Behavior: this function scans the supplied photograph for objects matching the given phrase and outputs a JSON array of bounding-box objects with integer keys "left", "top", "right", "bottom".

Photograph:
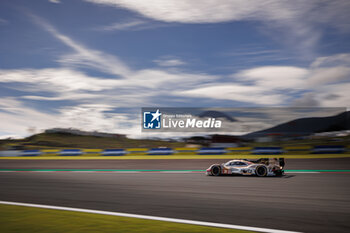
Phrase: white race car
[{"left": 206, "top": 158, "right": 285, "bottom": 177}]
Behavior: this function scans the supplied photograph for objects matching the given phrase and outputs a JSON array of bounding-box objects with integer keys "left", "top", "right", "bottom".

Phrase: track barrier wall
[
  {"left": 0, "top": 145, "right": 349, "bottom": 157},
  {"left": 311, "top": 145, "right": 346, "bottom": 154}
]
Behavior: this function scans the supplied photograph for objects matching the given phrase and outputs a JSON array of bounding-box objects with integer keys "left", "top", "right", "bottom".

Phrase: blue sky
[{"left": 0, "top": 0, "right": 350, "bottom": 138}]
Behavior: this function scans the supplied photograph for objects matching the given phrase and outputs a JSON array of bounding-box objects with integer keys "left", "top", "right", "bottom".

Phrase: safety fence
[{"left": 0, "top": 145, "right": 348, "bottom": 157}]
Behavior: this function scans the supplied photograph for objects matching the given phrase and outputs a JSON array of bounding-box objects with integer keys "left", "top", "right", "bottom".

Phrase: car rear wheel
[
  {"left": 211, "top": 166, "right": 221, "bottom": 176},
  {"left": 255, "top": 165, "right": 267, "bottom": 177}
]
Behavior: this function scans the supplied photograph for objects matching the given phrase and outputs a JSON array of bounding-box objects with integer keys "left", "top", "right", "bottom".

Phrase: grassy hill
[{"left": 0, "top": 132, "right": 186, "bottom": 150}]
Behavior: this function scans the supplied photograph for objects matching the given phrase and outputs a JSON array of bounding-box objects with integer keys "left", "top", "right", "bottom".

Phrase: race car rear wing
[{"left": 244, "top": 158, "right": 285, "bottom": 168}]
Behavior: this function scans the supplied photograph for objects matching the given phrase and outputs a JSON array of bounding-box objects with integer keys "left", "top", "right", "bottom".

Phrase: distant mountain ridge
[{"left": 244, "top": 111, "right": 350, "bottom": 138}]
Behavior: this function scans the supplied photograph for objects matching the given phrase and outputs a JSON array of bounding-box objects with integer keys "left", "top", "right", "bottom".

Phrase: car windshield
[{"left": 225, "top": 161, "right": 247, "bottom": 166}]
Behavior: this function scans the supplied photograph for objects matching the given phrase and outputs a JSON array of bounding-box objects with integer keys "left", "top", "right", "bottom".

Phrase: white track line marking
[
  {"left": 70, "top": 171, "right": 92, "bottom": 173},
  {"left": 0, "top": 200, "right": 301, "bottom": 233},
  {"left": 111, "top": 171, "right": 140, "bottom": 173}
]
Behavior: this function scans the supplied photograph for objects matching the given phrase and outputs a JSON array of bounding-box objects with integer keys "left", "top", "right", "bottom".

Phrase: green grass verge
[{"left": 0, "top": 204, "right": 252, "bottom": 233}]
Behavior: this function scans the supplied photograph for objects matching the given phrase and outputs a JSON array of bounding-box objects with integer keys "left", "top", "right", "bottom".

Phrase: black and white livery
[{"left": 206, "top": 158, "right": 285, "bottom": 177}]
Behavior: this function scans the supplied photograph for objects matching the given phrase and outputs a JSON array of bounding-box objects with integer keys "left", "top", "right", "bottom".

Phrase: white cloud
[
  {"left": 153, "top": 58, "right": 186, "bottom": 67},
  {"left": 30, "top": 14, "right": 131, "bottom": 77},
  {"left": 0, "top": 68, "right": 120, "bottom": 92},
  {"left": 180, "top": 84, "right": 286, "bottom": 105},
  {"left": 307, "top": 67, "right": 350, "bottom": 86},
  {"left": 311, "top": 53, "right": 350, "bottom": 68},
  {"left": 96, "top": 19, "right": 147, "bottom": 31},
  {"left": 21, "top": 93, "right": 101, "bottom": 101},
  {"left": 84, "top": 0, "right": 350, "bottom": 59},
  {"left": 306, "top": 53, "right": 350, "bottom": 87},
  {"left": 313, "top": 83, "right": 350, "bottom": 107},
  {"left": 49, "top": 0, "right": 61, "bottom": 3},
  {"left": 58, "top": 104, "right": 117, "bottom": 131},
  {"left": 84, "top": 0, "right": 305, "bottom": 23},
  {"left": 183, "top": 53, "right": 350, "bottom": 107},
  {"left": 0, "top": 98, "right": 141, "bottom": 139},
  {"left": 57, "top": 104, "right": 145, "bottom": 136},
  {"left": 0, "top": 67, "right": 218, "bottom": 106},
  {"left": 84, "top": 0, "right": 350, "bottom": 30},
  {"left": 236, "top": 66, "right": 309, "bottom": 89},
  {"left": 1, "top": 15, "right": 350, "bottom": 138},
  {"left": 0, "top": 98, "right": 59, "bottom": 137},
  {"left": 4, "top": 18, "right": 350, "bottom": 108}
]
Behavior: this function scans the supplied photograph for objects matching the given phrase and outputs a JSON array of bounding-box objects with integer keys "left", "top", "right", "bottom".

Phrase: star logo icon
[{"left": 150, "top": 109, "right": 162, "bottom": 122}]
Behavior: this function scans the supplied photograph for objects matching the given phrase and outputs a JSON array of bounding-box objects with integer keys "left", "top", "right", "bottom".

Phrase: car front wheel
[
  {"left": 211, "top": 165, "right": 221, "bottom": 176},
  {"left": 255, "top": 165, "right": 267, "bottom": 177}
]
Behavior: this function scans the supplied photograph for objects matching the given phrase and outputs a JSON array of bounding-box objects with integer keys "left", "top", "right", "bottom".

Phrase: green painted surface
[{"left": 0, "top": 204, "right": 252, "bottom": 233}]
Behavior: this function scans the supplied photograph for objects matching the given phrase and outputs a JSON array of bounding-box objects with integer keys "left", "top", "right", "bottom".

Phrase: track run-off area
[{"left": 0, "top": 157, "right": 349, "bottom": 233}]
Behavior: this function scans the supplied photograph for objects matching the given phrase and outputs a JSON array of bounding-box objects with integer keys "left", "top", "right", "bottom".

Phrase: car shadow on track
[{"left": 208, "top": 174, "right": 295, "bottom": 179}]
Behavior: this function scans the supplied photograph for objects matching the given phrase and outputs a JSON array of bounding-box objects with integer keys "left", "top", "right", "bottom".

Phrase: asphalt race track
[{"left": 0, "top": 158, "right": 349, "bottom": 233}]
